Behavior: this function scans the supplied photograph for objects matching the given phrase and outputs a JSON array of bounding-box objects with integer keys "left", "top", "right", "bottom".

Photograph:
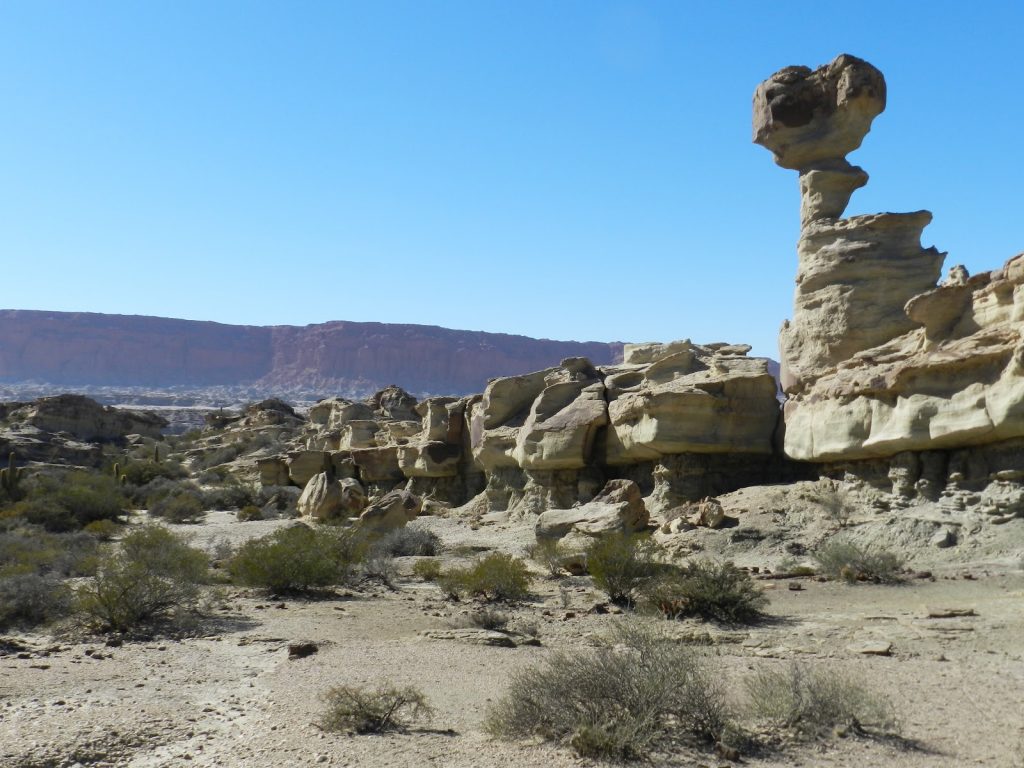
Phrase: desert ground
[{"left": 3, "top": 486, "right": 1023, "bottom": 768}]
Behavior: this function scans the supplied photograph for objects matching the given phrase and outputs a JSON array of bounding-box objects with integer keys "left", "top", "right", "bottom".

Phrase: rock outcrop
[
  {"left": 757, "top": 54, "right": 1024, "bottom": 511},
  {"left": 259, "top": 343, "right": 793, "bottom": 522}
]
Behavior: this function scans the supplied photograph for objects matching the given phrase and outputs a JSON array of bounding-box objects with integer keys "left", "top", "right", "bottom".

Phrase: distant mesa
[{"left": 0, "top": 310, "right": 624, "bottom": 398}]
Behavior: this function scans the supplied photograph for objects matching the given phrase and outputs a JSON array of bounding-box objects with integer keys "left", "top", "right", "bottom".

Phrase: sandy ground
[{"left": 2, "top": 503, "right": 1024, "bottom": 768}]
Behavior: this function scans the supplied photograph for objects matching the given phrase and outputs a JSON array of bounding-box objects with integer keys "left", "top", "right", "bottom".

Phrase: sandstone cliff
[{"left": 0, "top": 310, "right": 622, "bottom": 397}]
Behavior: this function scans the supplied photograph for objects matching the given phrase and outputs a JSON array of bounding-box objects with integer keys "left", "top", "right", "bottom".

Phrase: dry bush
[
  {"left": 438, "top": 553, "right": 532, "bottom": 602},
  {"left": 584, "top": 533, "right": 661, "bottom": 606},
  {"left": 814, "top": 540, "right": 904, "bottom": 584},
  {"left": 746, "top": 661, "right": 897, "bottom": 739},
  {"left": 449, "top": 607, "right": 508, "bottom": 631},
  {"left": 486, "top": 622, "right": 731, "bottom": 759},
  {"left": 320, "top": 683, "right": 432, "bottom": 734},
  {"left": 0, "top": 573, "right": 73, "bottom": 630},
  {"left": 642, "top": 560, "right": 767, "bottom": 624},
  {"left": 76, "top": 525, "right": 209, "bottom": 632},
  {"left": 236, "top": 504, "right": 263, "bottom": 522},
  {"left": 528, "top": 538, "right": 564, "bottom": 577},
  {"left": 370, "top": 526, "right": 440, "bottom": 557}
]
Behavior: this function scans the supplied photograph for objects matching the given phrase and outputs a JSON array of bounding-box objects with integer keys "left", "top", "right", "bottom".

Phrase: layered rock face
[
  {"left": 261, "top": 341, "right": 792, "bottom": 520},
  {"left": 757, "top": 54, "right": 1024, "bottom": 505}
]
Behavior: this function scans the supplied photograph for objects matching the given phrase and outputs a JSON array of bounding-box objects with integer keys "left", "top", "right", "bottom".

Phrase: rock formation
[
  {"left": 757, "top": 54, "right": 1024, "bottom": 512},
  {"left": 260, "top": 342, "right": 796, "bottom": 523}
]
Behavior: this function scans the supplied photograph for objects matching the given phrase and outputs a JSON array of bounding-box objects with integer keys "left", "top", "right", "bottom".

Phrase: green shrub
[
  {"left": 584, "top": 533, "right": 660, "bottom": 606},
  {"left": 120, "top": 460, "right": 187, "bottom": 487},
  {"left": 4, "top": 472, "right": 129, "bottom": 532},
  {"left": 438, "top": 553, "right": 532, "bottom": 602},
  {"left": 227, "top": 524, "right": 365, "bottom": 594},
  {"left": 236, "top": 504, "right": 263, "bottom": 522},
  {"left": 371, "top": 526, "right": 440, "bottom": 557},
  {"left": 412, "top": 558, "right": 442, "bottom": 581},
  {"left": 83, "top": 518, "right": 120, "bottom": 541},
  {"left": 486, "top": 623, "right": 731, "bottom": 759},
  {"left": 814, "top": 540, "right": 904, "bottom": 584},
  {"left": 320, "top": 683, "right": 432, "bottom": 734},
  {"left": 76, "top": 525, "right": 209, "bottom": 632},
  {"left": 201, "top": 481, "right": 257, "bottom": 511},
  {"left": 149, "top": 490, "right": 206, "bottom": 524},
  {"left": 642, "top": 560, "right": 767, "bottom": 624},
  {"left": 0, "top": 573, "right": 73, "bottom": 630},
  {"left": 746, "top": 662, "right": 897, "bottom": 739}
]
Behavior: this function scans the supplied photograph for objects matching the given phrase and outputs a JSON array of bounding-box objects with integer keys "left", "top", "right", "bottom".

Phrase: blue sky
[{"left": 2, "top": 1, "right": 1021, "bottom": 358}]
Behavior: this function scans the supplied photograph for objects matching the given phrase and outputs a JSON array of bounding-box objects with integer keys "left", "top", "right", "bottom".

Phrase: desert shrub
[
  {"left": 236, "top": 504, "right": 263, "bottom": 522},
  {"left": 0, "top": 573, "right": 74, "bottom": 630},
  {"left": 227, "top": 524, "right": 366, "bottom": 594},
  {"left": 76, "top": 525, "right": 209, "bottom": 632},
  {"left": 812, "top": 485, "right": 856, "bottom": 528},
  {"left": 4, "top": 472, "right": 129, "bottom": 532},
  {"left": 412, "top": 558, "right": 442, "bottom": 581},
  {"left": 438, "top": 553, "right": 532, "bottom": 602},
  {"left": 370, "top": 526, "right": 440, "bottom": 557},
  {"left": 746, "top": 662, "right": 897, "bottom": 739},
  {"left": 585, "top": 533, "right": 661, "bottom": 606},
  {"left": 642, "top": 560, "right": 767, "bottom": 624},
  {"left": 149, "top": 490, "right": 206, "bottom": 524},
  {"left": 450, "top": 607, "right": 508, "bottom": 631},
  {"left": 201, "top": 481, "right": 258, "bottom": 511},
  {"left": 120, "top": 459, "right": 187, "bottom": 487},
  {"left": 486, "top": 623, "right": 731, "bottom": 759},
  {"left": 83, "top": 518, "right": 120, "bottom": 541},
  {"left": 814, "top": 540, "right": 904, "bottom": 584},
  {"left": 0, "top": 526, "right": 99, "bottom": 578},
  {"left": 320, "top": 683, "right": 432, "bottom": 734},
  {"left": 361, "top": 550, "right": 398, "bottom": 588},
  {"left": 528, "top": 538, "right": 565, "bottom": 577}
]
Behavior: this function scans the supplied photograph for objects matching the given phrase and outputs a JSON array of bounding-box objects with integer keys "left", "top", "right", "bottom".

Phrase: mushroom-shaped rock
[{"left": 753, "top": 54, "right": 886, "bottom": 171}]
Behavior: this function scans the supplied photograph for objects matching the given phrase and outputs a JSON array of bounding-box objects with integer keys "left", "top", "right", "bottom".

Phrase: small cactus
[{"left": 153, "top": 444, "right": 162, "bottom": 463}]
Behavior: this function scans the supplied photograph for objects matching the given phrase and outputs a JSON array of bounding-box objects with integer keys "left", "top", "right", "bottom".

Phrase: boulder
[
  {"left": 358, "top": 490, "right": 422, "bottom": 531},
  {"left": 536, "top": 479, "right": 648, "bottom": 540},
  {"left": 297, "top": 472, "right": 342, "bottom": 519}
]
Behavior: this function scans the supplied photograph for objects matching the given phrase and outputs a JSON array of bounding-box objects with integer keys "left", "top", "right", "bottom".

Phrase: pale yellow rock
[{"left": 358, "top": 489, "right": 421, "bottom": 531}]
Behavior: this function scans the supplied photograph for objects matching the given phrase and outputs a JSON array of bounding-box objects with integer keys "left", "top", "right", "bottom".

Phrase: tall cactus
[{"left": 1, "top": 451, "right": 23, "bottom": 494}]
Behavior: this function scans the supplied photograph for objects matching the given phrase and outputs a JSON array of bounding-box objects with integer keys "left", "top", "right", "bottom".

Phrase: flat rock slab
[
  {"left": 924, "top": 607, "right": 978, "bottom": 619},
  {"left": 418, "top": 629, "right": 540, "bottom": 647},
  {"left": 847, "top": 641, "right": 893, "bottom": 656}
]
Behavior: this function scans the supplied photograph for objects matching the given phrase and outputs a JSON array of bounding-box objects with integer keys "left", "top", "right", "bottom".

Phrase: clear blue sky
[{"left": 2, "top": 1, "right": 1021, "bottom": 359}]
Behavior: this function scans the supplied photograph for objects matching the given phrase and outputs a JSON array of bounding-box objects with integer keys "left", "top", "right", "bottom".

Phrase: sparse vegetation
[
  {"left": 227, "top": 524, "right": 366, "bottom": 594},
  {"left": 236, "top": 504, "right": 263, "bottom": 522},
  {"left": 814, "top": 540, "right": 904, "bottom": 584},
  {"left": 148, "top": 488, "right": 206, "bottom": 524},
  {"left": 412, "top": 558, "right": 442, "bottom": 581},
  {"left": 486, "top": 622, "right": 730, "bottom": 759},
  {"left": 584, "top": 533, "right": 660, "bottom": 606},
  {"left": 450, "top": 607, "right": 508, "bottom": 631},
  {"left": 745, "top": 661, "right": 898, "bottom": 739},
  {"left": 642, "top": 560, "right": 767, "bottom": 624},
  {"left": 528, "top": 537, "right": 565, "bottom": 577},
  {"left": 320, "top": 683, "right": 433, "bottom": 734},
  {"left": 813, "top": 484, "right": 856, "bottom": 528},
  {"left": 0, "top": 573, "right": 73, "bottom": 630},
  {"left": 0, "top": 472, "right": 129, "bottom": 532},
  {"left": 76, "top": 525, "right": 209, "bottom": 632},
  {"left": 370, "top": 526, "right": 440, "bottom": 557},
  {"left": 438, "top": 552, "right": 532, "bottom": 602}
]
